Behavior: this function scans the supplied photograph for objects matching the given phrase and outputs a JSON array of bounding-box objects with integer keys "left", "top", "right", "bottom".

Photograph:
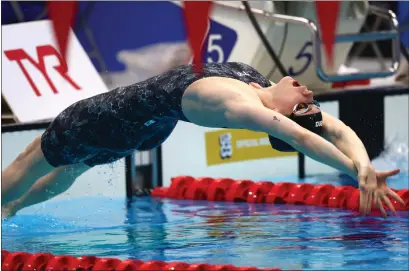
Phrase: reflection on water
[{"left": 2, "top": 197, "right": 408, "bottom": 270}]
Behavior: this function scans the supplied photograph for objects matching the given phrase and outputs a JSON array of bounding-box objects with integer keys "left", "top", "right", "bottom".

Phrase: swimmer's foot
[{"left": 1, "top": 202, "right": 19, "bottom": 219}]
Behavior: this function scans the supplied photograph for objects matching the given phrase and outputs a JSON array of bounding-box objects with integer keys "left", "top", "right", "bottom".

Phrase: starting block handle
[
  {"left": 225, "top": 3, "right": 401, "bottom": 82},
  {"left": 313, "top": 5, "right": 400, "bottom": 82}
]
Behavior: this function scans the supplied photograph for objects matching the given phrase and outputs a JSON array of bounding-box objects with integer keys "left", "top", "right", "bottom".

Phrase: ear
[{"left": 249, "top": 82, "right": 263, "bottom": 89}]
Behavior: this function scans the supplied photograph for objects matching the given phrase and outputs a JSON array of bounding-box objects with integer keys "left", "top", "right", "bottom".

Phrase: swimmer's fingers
[
  {"left": 358, "top": 167, "right": 370, "bottom": 215},
  {"left": 381, "top": 195, "right": 396, "bottom": 216},
  {"left": 365, "top": 191, "right": 374, "bottom": 215},
  {"left": 360, "top": 189, "right": 372, "bottom": 216},
  {"left": 359, "top": 190, "right": 368, "bottom": 215},
  {"left": 387, "top": 189, "right": 405, "bottom": 206},
  {"left": 375, "top": 196, "right": 387, "bottom": 218},
  {"left": 379, "top": 168, "right": 401, "bottom": 178}
]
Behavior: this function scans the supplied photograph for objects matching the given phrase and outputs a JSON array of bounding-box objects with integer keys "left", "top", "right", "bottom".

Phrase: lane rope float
[{"left": 151, "top": 176, "right": 409, "bottom": 214}]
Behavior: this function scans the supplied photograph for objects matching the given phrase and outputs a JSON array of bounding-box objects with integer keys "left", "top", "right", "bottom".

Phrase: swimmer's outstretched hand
[{"left": 358, "top": 167, "right": 405, "bottom": 218}]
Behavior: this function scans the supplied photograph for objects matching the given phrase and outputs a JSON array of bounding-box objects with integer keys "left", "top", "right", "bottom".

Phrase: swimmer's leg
[
  {"left": 1, "top": 135, "right": 56, "bottom": 206},
  {"left": 2, "top": 163, "right": 89, "bottom": 218}
]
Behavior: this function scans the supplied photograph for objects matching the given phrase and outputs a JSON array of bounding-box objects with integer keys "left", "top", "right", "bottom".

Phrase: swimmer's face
[{"left": 270, "top": 76, "right": 317, "bottom": 116}]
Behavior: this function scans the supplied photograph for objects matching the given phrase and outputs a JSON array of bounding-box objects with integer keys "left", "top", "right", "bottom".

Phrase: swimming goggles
[{"left": 292, "top": 100, "right": 321, "bottom": 115}]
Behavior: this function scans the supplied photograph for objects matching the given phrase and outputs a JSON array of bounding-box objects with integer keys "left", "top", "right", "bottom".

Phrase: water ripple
[{"left": 2, "top": 197, "right": 408, "bottom": 270}]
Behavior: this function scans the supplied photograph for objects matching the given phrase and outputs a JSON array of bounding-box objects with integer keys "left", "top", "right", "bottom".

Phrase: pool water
[{"left": 2, "top": 195, "right": 408, "bottom": 270}]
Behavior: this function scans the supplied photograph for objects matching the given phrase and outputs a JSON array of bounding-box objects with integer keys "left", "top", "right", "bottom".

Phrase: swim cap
[{"left": 269, "top": 111, "right": 323, "bottom": 152}]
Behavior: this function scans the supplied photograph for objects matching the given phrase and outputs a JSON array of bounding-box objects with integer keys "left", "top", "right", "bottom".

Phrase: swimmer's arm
[
  {"left": 321, "top": 112, "right": 371, "bottom": 170},
  {"left": 228, "top": 104, "right": 358, "bottom": 178}
]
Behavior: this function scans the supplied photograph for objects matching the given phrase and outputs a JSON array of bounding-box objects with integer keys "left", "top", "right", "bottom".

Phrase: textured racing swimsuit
[{"left": 41, "top": 62, "right": 271, "bottom": 167}]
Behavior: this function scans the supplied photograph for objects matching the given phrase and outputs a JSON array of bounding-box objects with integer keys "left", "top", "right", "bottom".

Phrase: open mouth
[{"left": 292, "top": 80, "right": 301, "bottom": 87}]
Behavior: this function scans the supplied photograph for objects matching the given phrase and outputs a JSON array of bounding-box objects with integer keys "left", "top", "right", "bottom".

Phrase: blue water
[{"left": 2, "top": 195, "right": 408, "bottom": 270}]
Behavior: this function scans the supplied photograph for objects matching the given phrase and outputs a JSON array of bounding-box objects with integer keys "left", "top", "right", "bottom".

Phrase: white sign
[{"left": 1, "top": 20, "right": 109, "bottom": 123}]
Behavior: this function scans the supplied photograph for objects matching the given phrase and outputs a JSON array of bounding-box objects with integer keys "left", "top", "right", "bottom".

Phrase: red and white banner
[{"left": 2, "top": 20, "right": 108, "bottom": 123}]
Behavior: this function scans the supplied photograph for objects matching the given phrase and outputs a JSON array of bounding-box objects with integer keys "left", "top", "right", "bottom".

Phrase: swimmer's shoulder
[
  {"left": 185, "top": 61, "right": 268, "bottom": 94},
  {"left": 184, "top": 75, "right": 261, "bottom": 106}
]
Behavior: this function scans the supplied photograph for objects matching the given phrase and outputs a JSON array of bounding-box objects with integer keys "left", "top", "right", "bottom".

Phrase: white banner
[{"left": 1, "top": 20, "right": 109, "bottom": 123}]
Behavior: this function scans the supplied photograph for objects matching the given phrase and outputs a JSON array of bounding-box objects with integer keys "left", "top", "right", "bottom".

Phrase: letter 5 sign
[
  {"left": 2, "top": 20, "right": 108, "bottom": 123},
  {"left": 203, "top": 19, "right": 237, "bottom": 63}
]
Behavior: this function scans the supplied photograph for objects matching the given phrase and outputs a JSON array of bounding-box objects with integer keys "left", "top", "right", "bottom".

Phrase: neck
[{"left": 256, "top": 88, "right": 278, "bottom": 112}]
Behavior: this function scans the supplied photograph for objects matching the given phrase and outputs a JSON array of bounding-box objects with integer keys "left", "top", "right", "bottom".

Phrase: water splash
[
  {"left": 372, "top": 137, "right": 408, "bottom": 173},
  {"left": 371, "top": 137, "right": 408, "bottom": 189}
]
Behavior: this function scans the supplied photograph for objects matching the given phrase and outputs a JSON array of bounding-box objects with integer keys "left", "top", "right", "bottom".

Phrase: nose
[{"left": 302, "top": 89, "right": 313, "bottom": 96}]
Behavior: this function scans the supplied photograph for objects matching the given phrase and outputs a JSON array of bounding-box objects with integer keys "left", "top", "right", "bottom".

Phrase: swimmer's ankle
[{"left": 1, "top": 202, "right": 19, "bottom": 219}]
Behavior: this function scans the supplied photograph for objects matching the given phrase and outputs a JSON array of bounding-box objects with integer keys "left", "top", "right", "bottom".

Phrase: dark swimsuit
[{"left": 41, "top": 62, "right": 271, "bottom": 167}]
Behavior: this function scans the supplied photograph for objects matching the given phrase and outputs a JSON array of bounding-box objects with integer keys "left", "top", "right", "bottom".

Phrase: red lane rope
[
  {"left": 3, "top": 178, "right": 407, "bottom": 271},
  {"left": 152, "top": 176, "right": 409, "bottom": 214},
  {"left": 1, "top": 250, "right": 282, "bottom": 271}
]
